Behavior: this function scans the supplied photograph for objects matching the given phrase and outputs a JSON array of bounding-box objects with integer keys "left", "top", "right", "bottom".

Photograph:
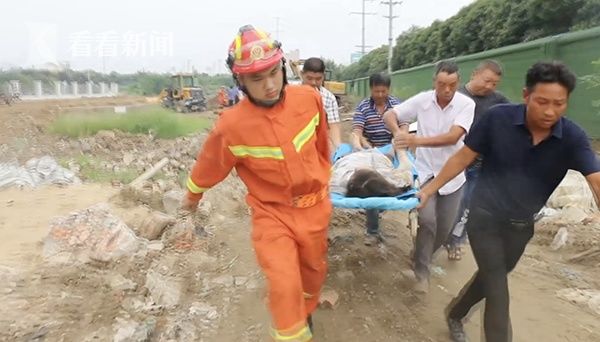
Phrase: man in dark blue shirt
[{"left": 417, "top": 61, "right": 600, "bottom": 342}]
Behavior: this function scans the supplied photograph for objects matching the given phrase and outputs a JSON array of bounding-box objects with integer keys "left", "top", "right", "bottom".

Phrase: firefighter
[{"left": 181, "top": 25, "right": 332, "bottom": 341}]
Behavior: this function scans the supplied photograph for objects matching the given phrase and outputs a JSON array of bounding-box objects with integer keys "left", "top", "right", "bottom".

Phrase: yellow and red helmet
[{"left": 227, "top": 25, "right": 284, "bottom": 75}]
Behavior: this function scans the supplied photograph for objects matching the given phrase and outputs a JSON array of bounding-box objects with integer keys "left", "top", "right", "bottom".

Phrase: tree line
[{"left": 338, "top": 0, "right": 600, "bottom": 80}]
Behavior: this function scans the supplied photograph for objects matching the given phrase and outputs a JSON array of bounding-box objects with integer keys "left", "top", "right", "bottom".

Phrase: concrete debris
[
  {"left": 162, "top": 190, "right": 184, "bottom": 215},
  {"left": 112, "top": 317, "right": 155, "bottom": 342},
  {"left": 123, "top": 153, "right": 135, "bottom": 166},
  {"left": 137, "top": 212, "right": 175, "bottom": 240},
  {"left": 212, "top": 275, "right": 235, "bottom": 287},
  {"left": 319, "top": 287, "right": 340, "bottom": 309},
  {"left": 43, "top": 203, "right": 146, "bottom": 264},
  {"left": 108, "top": 274, "right": 138, "bottom": 291},
  {"left": 96, "top": 130, "right": 116, "bottom": 141},
  {"left": 147, "top": 241, "right": 164, "bottom": 251},
  {"left": 563, "top": 206, "right": 589, "bottom": 224},
  {"left": 556, "top": 288, "right": 600, "bottom": 316},
  {"left": 550, "top": 227, "right": 569, "bottom": 251},
  {"left": 245, "top": 278, "right": 261, "bottom": 291},
  {"left": 144, "top": 269, "right": 182, "bottom": 309},
  {"left": 189, "top": 302, "right": 219, "bottom": 320},
  {"left": 234, "top": 276, "right": 248, "bottom": 287},
  {"left": 547, "top": 170, "right": 596, "bottom": 210},
  {"left": 121, "top": 296, "right": 163, "bottom": 315},
  {"left": 158, "top": 317, "right": 200, "bottom": 341},
  {"left": 0, "top": 156, "right": 81, "bottom": 189},
  {"left": 198, "top": 199, "right": 213, "bottom": 217}
]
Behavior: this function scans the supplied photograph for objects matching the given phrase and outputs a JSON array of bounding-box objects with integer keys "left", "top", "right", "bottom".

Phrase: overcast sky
[{"left": 0, "top": 0, "right": 475, "bottom": 74}]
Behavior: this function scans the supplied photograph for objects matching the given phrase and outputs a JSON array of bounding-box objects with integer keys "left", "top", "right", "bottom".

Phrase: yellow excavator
[
  {"left": 288, "top": 59, "right": 346, "bottom": 105},
  {"left": 159, "top": 73, "right": 207, "bottom": 113}
]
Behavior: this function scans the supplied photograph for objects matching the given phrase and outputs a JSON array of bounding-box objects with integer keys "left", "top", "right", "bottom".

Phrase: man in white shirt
[
  {"left": 301, "top": 57, "right": 342, "bottom": 148},
  {"left": 383, "top": 61, "right": 475, "bottom": 293}
]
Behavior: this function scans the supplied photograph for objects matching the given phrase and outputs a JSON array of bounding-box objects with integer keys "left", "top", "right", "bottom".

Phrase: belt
[{"left": 291, "top": 187, "right": 328, "bottom": 208}]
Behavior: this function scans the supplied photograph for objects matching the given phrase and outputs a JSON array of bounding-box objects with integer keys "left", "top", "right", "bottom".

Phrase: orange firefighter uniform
[
  {"left": 217, "top": 86, "right": 229, "bottom": 108},
  {"left": 186, "top": 85, "right": 332, "bottom": 341}
]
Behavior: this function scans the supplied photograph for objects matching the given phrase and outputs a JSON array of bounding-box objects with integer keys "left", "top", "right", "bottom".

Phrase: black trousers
[{"left": 448, "top": 206, "right": 534, "bottom": 342}]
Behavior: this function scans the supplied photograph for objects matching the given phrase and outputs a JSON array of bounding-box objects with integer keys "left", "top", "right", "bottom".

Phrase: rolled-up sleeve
[
  {"left": 454, "top": 99, "right": 475, "bottom": 133},
  {"left": 464, "top": 107, "right": 492, "bottom": 156},
  {"left": 321, "top": 88, "right": 340, "bottom": 123},
  {"left": 570, "top": 128, "right": 600, "bottom": 176}
]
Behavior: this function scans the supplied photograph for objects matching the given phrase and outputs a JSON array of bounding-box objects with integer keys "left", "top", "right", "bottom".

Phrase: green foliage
[
  {"left": 344, "top": 0, "right": 600, "bottom": 79},
  {"left": 340, "top": 46, "right": 390, "bottom": 80},
  {"left": 49, "top": 106, "right": 211, "bottom": 139},
  {"left": 59, "top": 155, "right": 138, "bottom": 184},
  {"left": 580, "top": 59, "right": 600, "bottom": 114}
]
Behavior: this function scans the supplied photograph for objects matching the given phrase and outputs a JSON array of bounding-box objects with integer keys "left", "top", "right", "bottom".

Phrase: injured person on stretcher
[{"left": 330, "top": 148, "right": 414, "bottom": 198}]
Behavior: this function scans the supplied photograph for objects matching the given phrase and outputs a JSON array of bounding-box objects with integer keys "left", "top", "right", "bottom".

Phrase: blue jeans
[{"left": 447, "top": 165, "right": 480, "bottom": 247}]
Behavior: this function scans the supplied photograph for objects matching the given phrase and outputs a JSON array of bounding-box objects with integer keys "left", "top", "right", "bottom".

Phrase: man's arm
[
  {"left": 350, "top": 128, "right": 367, "bottom": 150},
  {"left": 324, "top": 90, "right": 342, "bottom": 148},
  {"left": 329, "top": 122, "right": 342, "bottom": 148},
  {"left": 400, "top": 99, "right": 474, "bottom": 148},
  {"left": 383, "top": 109, "right": 404, "bottom": 137},
  {"left": 383, "top": 94, "right": 421, "bottom": 137},
  {"left": 183, "top": 123, "right": 237, "bottom": 209},
  {"left": 402, "top": 126, "right": 467, "bottom": 147},
  {"left": 418, "top": 146, "right": 479, "bottom": 207},
  {"left": 316, "top": 96, "right": 332, "bottom": 162}
]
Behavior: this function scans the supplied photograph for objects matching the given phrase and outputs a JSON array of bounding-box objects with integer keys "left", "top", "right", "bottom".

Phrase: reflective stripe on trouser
[{"left": 250, "top": 197, "right": 332, "bottom": 339}]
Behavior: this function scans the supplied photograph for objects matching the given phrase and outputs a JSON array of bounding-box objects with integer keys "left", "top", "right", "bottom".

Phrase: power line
[
  {"left": 350, "top": 0, "right": 377, "bottom": 56},
  {"left": 381, "top": 1, "right": 402, "bottom": 73}
]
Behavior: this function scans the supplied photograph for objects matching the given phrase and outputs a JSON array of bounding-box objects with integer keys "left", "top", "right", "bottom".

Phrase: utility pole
[
  {"left": 274, "top": 17, "right": 282, "bottom": 41},
  {"left": 381, "top": 0, "right": 402, "bottom": 74},
  {"left": 350, "top": 0, "right": 377, "bottom": 57}
]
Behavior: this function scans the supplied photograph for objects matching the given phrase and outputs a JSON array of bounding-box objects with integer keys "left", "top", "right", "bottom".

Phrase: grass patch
[
  {"left": 50, "top": 106, "right": 211, "bottom": 139},
  {"left": 59, "top": 155, "right": 139, "bottom": 184}
]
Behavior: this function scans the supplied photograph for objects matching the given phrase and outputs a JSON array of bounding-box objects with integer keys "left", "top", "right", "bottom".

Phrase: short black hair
[
  {"left": 434, "top": 60, "right": 459, "bottom": 77},
  {"left": 525, "top": 61, "right": 576, "bottom": 94},
  {"left": 369, "top": 73, "right": 391, "bottom": 88},
  {"left": 303, "top": 57, "right": 326, "bottom": 73},
  {"left": 474, "top": 59, "right": 503, "bottom": 76}
]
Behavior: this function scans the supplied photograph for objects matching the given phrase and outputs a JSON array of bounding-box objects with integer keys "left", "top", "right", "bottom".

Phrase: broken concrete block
[
  {"left": 109, "top": 274, "right": 137, "bottom": 291},
  {"left": 234, "top": 276, "right": 248, "bottom": 286},
  {"left": 162, "top": 190, "right": 183, "bottom": 215},
  {"left": 319, "top": 288, "right": 340, "bottom": 309},
  {"left": 137, "top": 212, "right": 175, "bottom": 240},
  {"left": 112, "top": 317, "right": 155, "bottom": 342},
  {"left": 43, "top": 203, "right": 145, "bottom": 264},
  {"left": 550, "top": 227, "right": 569, "bottom": 251},
  {"left": 212, "top": 275, "right": 235, "bottom": 287},
  {"left": 145, "top": 269, "right": 182, "bottom": 308}
]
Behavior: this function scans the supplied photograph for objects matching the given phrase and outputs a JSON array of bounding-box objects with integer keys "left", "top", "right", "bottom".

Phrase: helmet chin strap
[{"left": 235, "top": 61, "right": 289, "bottom": 108}]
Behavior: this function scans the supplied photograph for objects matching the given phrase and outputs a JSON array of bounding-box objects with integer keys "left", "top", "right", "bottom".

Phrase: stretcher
[{"left": 329, "top": 143, "right": 420, "bottom": 238}]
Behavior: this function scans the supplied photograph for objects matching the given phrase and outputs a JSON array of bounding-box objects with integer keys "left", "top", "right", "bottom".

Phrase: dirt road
[{"left": 1, "top": 98, "right": 599, "bottom": 341}]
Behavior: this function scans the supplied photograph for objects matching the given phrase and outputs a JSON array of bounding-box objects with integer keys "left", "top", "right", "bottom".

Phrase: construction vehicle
[
  {"left": 159, "top": 73, "right": 207, "bottom": 113},
  {"left": 288, "top": 59, "right": 346, "bottom": 105}
]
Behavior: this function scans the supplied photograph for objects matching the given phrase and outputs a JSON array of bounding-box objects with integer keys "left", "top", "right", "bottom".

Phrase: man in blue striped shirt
[{"left": 351, "top": 73, "right": 402, "bottom": 245}]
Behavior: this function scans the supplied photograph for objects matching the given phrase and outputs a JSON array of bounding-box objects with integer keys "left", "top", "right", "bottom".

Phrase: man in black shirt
[
  {"left": 446, "top": 60, "right": 510, "bottom": 261},
  {"left": 418, "top": 61, "right": 600, "bottom": 342}
]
